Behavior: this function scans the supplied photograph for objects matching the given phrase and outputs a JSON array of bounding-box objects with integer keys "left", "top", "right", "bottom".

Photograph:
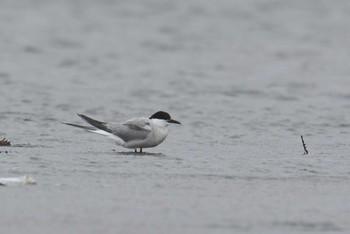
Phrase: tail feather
[
  {"left": 62, "top": 122, "right": 96, "bottom": 131},
  {"left": 62, "top": 122, "right": 112, "bottom": 136}
]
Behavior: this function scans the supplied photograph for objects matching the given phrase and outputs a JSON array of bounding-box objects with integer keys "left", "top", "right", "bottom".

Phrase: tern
[{"left": 63, "top": 111, "right": 181, "bottom": 153}]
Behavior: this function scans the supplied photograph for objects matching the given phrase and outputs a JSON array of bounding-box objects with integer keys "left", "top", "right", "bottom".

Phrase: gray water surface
[{"left": 1, "top": 0, "right": 350, "bottom": 233}]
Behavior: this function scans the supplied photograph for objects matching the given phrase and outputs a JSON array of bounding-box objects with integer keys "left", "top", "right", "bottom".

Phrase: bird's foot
[{"left": 134, "top": 148, "right": 143, "bottom": 153}]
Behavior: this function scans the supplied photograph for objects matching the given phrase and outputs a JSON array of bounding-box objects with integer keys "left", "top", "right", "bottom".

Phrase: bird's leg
[
  {"left": 134, "top": 149, "right": 137, "bottom": 153},
  {"left": 140, "top": 148, "right": 143, "bottom": 153}
]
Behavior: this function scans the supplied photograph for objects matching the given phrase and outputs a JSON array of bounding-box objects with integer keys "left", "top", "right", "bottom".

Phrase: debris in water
[
  {"left": 0, "top": 176, "right": 36, "bottom": 186},
  {"left": 301, "top": 135, "right": 309, "bottom": 155},
  {"left": 0, "top": 138, "right": 11, "bottom": 146}
]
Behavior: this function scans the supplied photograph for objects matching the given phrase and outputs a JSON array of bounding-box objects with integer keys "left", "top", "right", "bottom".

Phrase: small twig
[
  {"left": 301, "top": 135, "right": 308, "bottom": 155},
  {"left": 0, "top": 138, "right": 11, "bottom": 146}
]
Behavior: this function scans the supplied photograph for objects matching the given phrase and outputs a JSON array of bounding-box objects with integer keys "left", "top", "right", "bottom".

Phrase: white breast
[
  {"left": 151, "top": 124, "right": 168, "bottom": 146},
  {"left": 147, "top": 119, "right": 169, "bottom": 147}
]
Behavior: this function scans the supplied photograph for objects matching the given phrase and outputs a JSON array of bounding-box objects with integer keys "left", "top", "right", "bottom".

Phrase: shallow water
[{"left": 1, "top": 0, "right": 350, "bottom": 233}]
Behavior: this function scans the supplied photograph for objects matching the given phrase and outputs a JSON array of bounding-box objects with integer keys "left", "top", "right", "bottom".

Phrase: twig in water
[
  {"left": 0, "top": 138, "right": 11, "bottom": 146},
  {"left": 301, "top": 135, "right": 308, "bottom": 155}
]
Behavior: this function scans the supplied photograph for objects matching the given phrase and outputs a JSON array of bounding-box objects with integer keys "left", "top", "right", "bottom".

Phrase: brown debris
[
  {"left": 0, "top": 138, "right": 11, "bottom": 146},
  {"left": 301, "top": 135, "right": 308, "bottom": 155}
]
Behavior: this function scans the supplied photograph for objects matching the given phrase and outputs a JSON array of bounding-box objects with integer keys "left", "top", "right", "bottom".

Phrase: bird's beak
[{"left": 167, "top": 119, "right": 181, "bottom": 124}]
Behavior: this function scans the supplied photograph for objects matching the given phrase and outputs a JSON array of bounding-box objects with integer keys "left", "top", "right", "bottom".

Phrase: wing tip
[
  {"left": 74, "top": 114, "right": 111, "bottom": 133},
  {"left": 77, "top": 113, "right": 91, "bottom": 123}
]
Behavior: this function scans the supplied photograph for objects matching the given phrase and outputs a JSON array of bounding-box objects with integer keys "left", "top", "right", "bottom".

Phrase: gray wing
[{"left": 107, "top": 118, "right": 151, "bottom": 142}]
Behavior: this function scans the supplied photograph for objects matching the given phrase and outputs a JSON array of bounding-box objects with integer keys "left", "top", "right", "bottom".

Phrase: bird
[{"left": 63, "top": 111, "right": 181, "bottom": 153}]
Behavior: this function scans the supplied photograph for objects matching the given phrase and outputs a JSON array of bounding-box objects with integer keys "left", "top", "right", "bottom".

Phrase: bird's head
[{"left": 149, "top": 111, "right": 181, "bottom": 126}]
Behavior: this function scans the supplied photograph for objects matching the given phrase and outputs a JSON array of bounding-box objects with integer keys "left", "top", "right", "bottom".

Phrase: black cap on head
[
  {"left": 149, "top": 111, "right": 171, "bottom": 120},
  {"left": 150, "top": 111, "right": 181, "bottom": 124}
]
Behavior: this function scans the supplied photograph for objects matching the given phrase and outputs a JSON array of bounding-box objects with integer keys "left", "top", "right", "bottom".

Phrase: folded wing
[{"left": 108, "top": 118, "right": 151, "bottom": 142}]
